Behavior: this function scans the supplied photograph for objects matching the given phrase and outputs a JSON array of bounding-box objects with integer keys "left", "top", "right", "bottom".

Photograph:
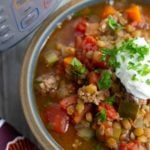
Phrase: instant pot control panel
[{"left": 0, "top": 0, "right": 67, "bottom": 51}]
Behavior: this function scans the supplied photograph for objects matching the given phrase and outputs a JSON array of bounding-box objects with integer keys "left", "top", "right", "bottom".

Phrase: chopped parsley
[
  {"left": 106, "top": 96, "right": 115, "bottom": 105},
  {"left": 121, "top": 55, "right": 126, "bottom": 62},
  {"left": 146, "top": 79, "right": 150, "bottom": 85},
  {"left": 107, "top": 16, "right": 122, "bottom": 30},
  {"left": 71, "top": 57, "right": 87, "bottom": 77},
  {"left": 137, "top": 64, "right": 150, "bottom": 76},
  {"left": 131, "top": 74, "right": 138, "bottom": 81},
  {"left": 100, "top": 38, "right": 150, "bottom": 87},
  {"left": 96, "top": 109, "right": 106, "bottom": 122},
  {"left": 101, "top": 48, "right": 119, "bottom": 68},
  {"left": 120, "top": 39, "right": 149, "bottom": 60},
  {"left": 127, "top": 62, "right": 141, "bottom": 70},
  {"left": 101, "top": 38, "right": 150, "bottom": 70},
  {"left": 97, "top": 71, "right": 112, "bottom": 89}
]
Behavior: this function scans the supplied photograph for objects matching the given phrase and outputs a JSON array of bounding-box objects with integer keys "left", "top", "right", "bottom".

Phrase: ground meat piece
[
  {"left": 78, "top": 84, "right": 110, "bottom": 105},
  {"left": 36, "top": 74, "right": 60, "bottom": 94}
]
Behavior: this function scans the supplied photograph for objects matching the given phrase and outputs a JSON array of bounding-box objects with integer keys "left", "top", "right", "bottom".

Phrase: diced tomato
[
  {"left": 88, "top": 72, "right": 100, "bottom": 84},
  {"left": 82, "top": 36, "right": 98, "bottom": 51},
  {"left": 75, "top": 19, "right": 87, "bottom": 35},
  {"left": 93, "top": 61, "right": 108, "bottom": 69},
  {"left": 41, "top": 104, "right": 69, "bottom": 133},
  {"left": 98, "top": 103, "right": 119, "bottom": 120},
  {"left": 119, "top": 142, "right": 139, "bottom": 150},
  {"left": 60, "top": 95, "right": 77, "bottom": 110}
]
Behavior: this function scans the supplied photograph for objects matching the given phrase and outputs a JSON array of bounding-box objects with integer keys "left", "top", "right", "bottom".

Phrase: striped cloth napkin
[{"left": 0, "top": 118, "right": 38, "bottom": 150}]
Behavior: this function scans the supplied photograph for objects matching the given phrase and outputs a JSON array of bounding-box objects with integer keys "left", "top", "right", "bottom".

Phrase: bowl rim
[{"left": 20, "top": 0, "right": 103, "bottom": 149}]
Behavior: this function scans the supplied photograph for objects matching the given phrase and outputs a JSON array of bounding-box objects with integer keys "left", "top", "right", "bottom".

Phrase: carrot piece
[
  {"left": 101, "top": 5, "right": 117, "bottom": 18},
  {"left": 64, "top": 56, "right": 73, "bottom": 66},
  {"left": 126, "top": 4, "right": 142, "bottom": 22}
]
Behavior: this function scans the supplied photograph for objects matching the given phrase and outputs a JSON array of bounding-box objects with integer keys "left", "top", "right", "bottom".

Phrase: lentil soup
[{"left": 34, "top": 1, "right": 150, "bottom": 149}]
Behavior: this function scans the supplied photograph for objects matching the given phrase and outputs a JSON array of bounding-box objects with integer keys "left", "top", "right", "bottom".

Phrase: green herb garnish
[
  {"left": 121, "top": 55, "right": 126, "bottom": 62},
  {"left": 106, "top": 96, "right": 115, "bottom": 105},
  {"left": 71, "top": 57, "right": 87, "bottom": 77},
  {"left": 108, "top": 56, "right": 120, "bottom": 68},
  {"left": 127, "top": 62, "right": 142, "bottom": 70},
  {"left": 101, "top": 38, "right": 150, "bottom": 80},
  {"left": 107, "top": 16, "right": 122, "bottom": 30},
  {"left": 101, "top": 48, "right": 120, "bottom": 69},
  {"left": 131, "top": 74, "right": 138, "bottom": 81},
  {"left": 146, "top": 79, "right": 150, "bottom": 85},
  {"left": 96, "top": 109, "right": 107, "bottom": 122},
  {"left": 137, "top": 64, "right": 150, "bottom": 76},
  {"left": 97, "top": 71, "right": 112, "bottom": 89},
  {"left": 120, "top": 39, "right": 149, "bottom": 60}
]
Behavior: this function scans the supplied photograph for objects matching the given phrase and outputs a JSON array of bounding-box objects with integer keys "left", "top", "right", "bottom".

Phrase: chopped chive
[{"left": 121, "top": 55, "right": 126, "bottom": 62}]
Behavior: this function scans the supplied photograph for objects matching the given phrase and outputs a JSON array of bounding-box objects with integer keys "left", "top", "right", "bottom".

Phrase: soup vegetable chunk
[{"left": 34, "top": 1, "right": 150, "bottom": 150}]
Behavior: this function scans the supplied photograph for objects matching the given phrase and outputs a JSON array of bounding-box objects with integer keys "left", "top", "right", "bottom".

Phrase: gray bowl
[{"left": 20, "top": 0, "right": 105, "bottom": 149}]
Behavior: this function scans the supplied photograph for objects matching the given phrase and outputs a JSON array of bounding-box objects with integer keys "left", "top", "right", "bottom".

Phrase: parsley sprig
[
  {"left": 105, "top": 96, "right": 115, "bottom": 105},
  {"left": 146, "top": 79, "right": 150, "bottom": 85},
  {"left": 120, "top": 39, "right": 149, "bottom": 60},
  {"left": 71, "top": 57, "right": 87, "bottom": 77},
  {"left": 96, "top": 109, "right": 106, "bottom": 122},
  {"left": 97, "top": 71, "right": 112, "bottom": 89},
  {"left": 137, "top": 64, "right": 150, "bottom": 76},
  {"left": 101, "top": 48, "right": 120, "bottom": 69},
  {"left": 101, "top": 38, "right": 150, "bottom": 78},
  {"left": 107, "top": 16, "right": 123, "bottom": 30}
]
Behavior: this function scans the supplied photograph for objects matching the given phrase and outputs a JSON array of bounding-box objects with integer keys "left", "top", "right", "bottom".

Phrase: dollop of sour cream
[{"left": 116, "top": 37, "right": 150, "bottom": 100}]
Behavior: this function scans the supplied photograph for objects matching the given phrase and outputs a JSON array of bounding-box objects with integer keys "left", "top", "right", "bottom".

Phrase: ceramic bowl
[{"left": 20, "top": 0, "right": 120, "bottom": 149}]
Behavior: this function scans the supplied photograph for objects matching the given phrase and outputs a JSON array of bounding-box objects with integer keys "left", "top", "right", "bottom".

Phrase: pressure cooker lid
[{"left": 0, "top": 0, "right": 70, "bottom": 51}]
